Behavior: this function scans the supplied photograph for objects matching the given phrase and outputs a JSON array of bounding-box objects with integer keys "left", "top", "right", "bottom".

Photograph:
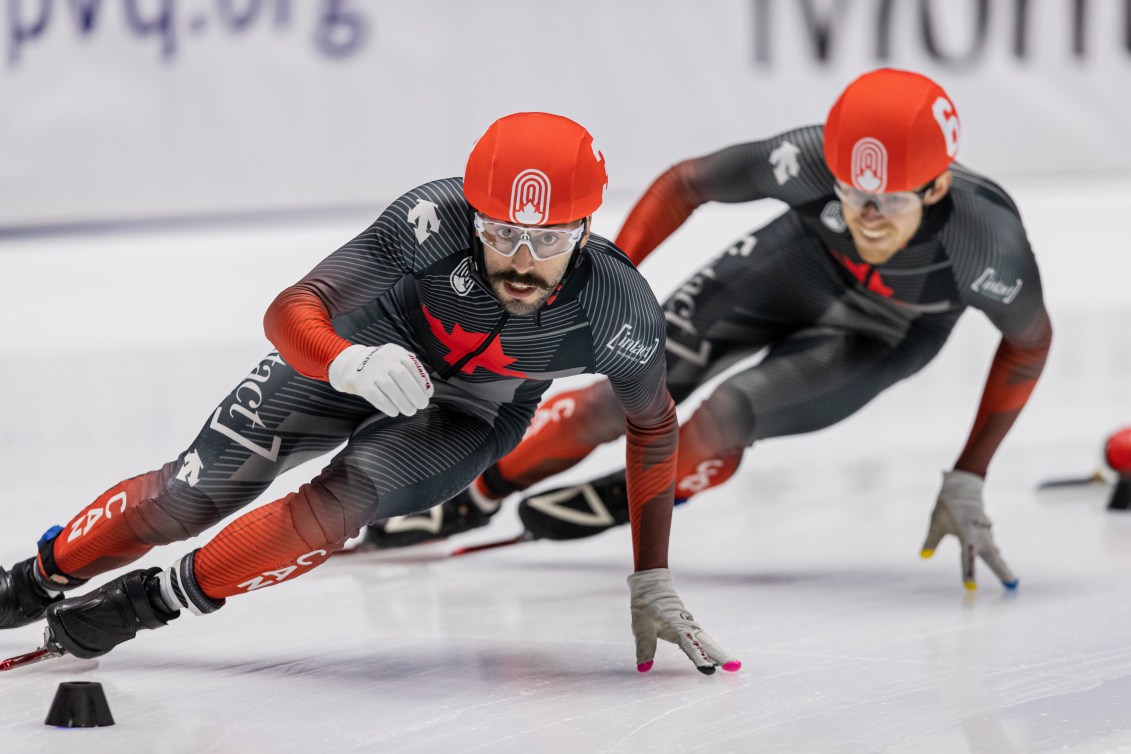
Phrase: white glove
[
  {"left": 628, "top": 568, "right": 740, "bottom": 675},
  {"left": 328, "top": 344, "right": 433, "bottom": 417},
  {"left": 920, "top": 470, "right": 1018, "bottom": 590}
]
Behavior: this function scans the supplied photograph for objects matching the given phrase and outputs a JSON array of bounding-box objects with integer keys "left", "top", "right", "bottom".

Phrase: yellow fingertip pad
[
  {"left": 920, "top": 549, "right": 934, "bottom": 559},
  {"left": 964, "top": 581, "right": 977, "bottom": 591}
]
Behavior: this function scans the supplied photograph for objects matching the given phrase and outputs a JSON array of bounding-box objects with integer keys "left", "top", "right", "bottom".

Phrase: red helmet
[
  {"left": 824, "top": 68, "right": 960, "bottom": 193},
  {"left": 464, "top": 112, "right": 607, "bottom": 226},
  {"left": 1106, "top": 427, "right": 1131, "bottom": 473}
]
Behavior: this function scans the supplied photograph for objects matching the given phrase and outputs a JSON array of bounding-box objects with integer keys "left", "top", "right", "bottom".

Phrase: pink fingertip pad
[
  {"left": 637, "top": 661, "right": 654, "bottom": 673},
  {"left": 722, "top": 661, "right": 742, "bottom": 672}
]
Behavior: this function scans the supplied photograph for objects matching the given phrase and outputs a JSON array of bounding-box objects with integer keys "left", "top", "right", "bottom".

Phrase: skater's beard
[{"left": 488, "top": 270, "right": 559, "bottom": 316}]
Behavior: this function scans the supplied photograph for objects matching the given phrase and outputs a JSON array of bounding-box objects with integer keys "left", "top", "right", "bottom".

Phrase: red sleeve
[
  {"left": 263, "top": 286, "right": 353, "bottom": 381},
  {"left": 614, "top": 163, "right": 706, "bottom": 267},
  {"left": 954, "top": 309, "right": 1053, "bottom": 477},
  {"left": 624, "top": 395, "right": 679, "bottom": 571}
]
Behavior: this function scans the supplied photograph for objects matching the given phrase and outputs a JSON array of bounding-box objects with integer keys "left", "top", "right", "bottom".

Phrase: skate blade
[
  {"left": 451, "top": 532, "right": 534, "bottom": 557},
  {"left": 0, "top": 627, "right": 65, "bottom": 671},
  {"left": 1036, "top": 470, "right": 1110, "bottom": 491},
  {"left": 333, "top": 540, "right": 454, "bottom": 563}
]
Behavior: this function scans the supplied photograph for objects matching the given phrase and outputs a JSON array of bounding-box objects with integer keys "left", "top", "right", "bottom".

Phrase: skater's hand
[
  {"left": 627, "top": 568, "right": 740, "bottom": 675},
  {"left": 920, "top": 470, "right": 1018, "bottom": 590},
  {"left": 329, "top": 344, "right": 433, "bottom": 417}
]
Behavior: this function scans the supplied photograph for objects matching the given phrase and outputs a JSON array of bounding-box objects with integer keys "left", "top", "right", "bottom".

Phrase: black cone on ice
[
  {"left": 44, "top": 681, "right": 115, "bottom": 727},
  {"left": 1109, "top": 477, "right": 1131, "bottom": 511}
]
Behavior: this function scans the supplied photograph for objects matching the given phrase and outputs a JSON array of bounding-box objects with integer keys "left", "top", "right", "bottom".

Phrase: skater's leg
[
  {"left": 484, "top": 382, "right": 625, "bottom": 497},
  {"left": 193, "top": 407, "right": 503, "bottom": 598},
  {"left": 2, "top": 352, "right": 368, "bottom": 630}
]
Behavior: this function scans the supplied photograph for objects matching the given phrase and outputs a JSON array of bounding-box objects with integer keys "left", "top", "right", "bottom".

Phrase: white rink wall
[{"left": 2, "top": 1, "right": 1131, "bottom": 228}]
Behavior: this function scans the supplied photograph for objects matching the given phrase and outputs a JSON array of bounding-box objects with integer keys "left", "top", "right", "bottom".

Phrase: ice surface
[{"left": 0, "top": 184, "right": 1129, "bottom": 753}]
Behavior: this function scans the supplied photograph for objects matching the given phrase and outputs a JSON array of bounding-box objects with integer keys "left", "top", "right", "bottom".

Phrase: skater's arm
[
  {"left": 590, "top": 262, "right": 679, "bottom": 571},
  {"left": 264, "top": 200, "right": 419, "bottom": 381},
  {"left": 948, "top": 204, "right": 1052, "bottom": 477},
  {"left": 953, "top": 308, "right": 1052, "bottom": 477},
  {"left": 615, "top": 125, "right": 832, "bottom": 266},
  {"left": 922, "top": 203, "right": 1050, "bottom": 590},
  {"left": 614, "top": 164, "right": 706, "bottom": 267},
  {"left": 264, "top": 288, "right": 350, "bottom": 381},
  {"left": 614, "top": 364, "right": 741, "bottom": 674},
  {"left": 622, "top": 395, "right": 678, "bottom": 571},
  {"left": 584, "top": 253, "right": 740, "bottom": 673}
]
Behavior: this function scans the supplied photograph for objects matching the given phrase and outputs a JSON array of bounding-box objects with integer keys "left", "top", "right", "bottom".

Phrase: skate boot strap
[
  {"left": 46, "top": 568, "right": 179, "bottom": 660},
  {"left": 156, "top": 552, "right": 225, "bottom": 616},
  {"left": 35, "top": 525, "right": 88, "bottom": 591},
  {"left": 0, "top": 558, "right": 63, "bottom": 629}
]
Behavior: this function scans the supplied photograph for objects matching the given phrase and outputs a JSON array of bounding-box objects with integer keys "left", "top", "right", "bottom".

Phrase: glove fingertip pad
[
  {"left": 1003, "top": 579, "right": 1019, "bottom": 590},
  {"left": 636, "top": 661, "right": 654, "bottom": 673},
  {"left": 722, "top": 660, "right": 742, "bottom": 672},
  {"left": 696, "top": 665, "right": 717, "bottom": 676}
]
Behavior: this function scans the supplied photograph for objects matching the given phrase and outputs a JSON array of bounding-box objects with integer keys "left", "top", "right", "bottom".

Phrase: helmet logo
[
  {"left": 932, "top": 96, "right": 960, "bottom": 157},
  {"left": 851, "top": 137, "right": 887, "bottom": 193},
  {"left": 511, "top": 169, "right": 551, "bottom": 224}
]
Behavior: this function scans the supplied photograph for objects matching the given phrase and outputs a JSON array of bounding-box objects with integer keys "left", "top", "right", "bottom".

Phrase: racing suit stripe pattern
[
  {"left": 43, "top": 178, "right": 678, "bottom": 591},
  {"left": 263, "top": 288, "right": 352, "bottom": 381},
  {"left": 479, "top": 125, "right": 1050, "bottom": 501},
  {"left": 625, "top": 127, "right": 1051, "bottom": 476}
]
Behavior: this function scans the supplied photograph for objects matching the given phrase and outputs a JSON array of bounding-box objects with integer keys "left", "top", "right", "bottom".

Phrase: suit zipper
[{"left": 437, "top": 312, "right": 511, "bottom": 380}]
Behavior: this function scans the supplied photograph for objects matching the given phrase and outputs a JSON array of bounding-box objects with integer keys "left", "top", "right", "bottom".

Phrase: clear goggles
[
  {"left": 834, "top": 181, "right": 930, "bottom": 217},
  {"left": 474, "top": 213, "right": 585, "bottom": 261}
]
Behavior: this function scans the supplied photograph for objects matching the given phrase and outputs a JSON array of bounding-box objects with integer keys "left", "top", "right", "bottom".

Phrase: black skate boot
[
  {"left": 0, "top": 558, "right": 63, "bottom": 629},
  {"left": 517, "top": 470, "right": 633, "bottom": 540},
  {"left": 45, "top": 568, "right": 179, "bottom": 660},
  {"left": 364, "top": 487, "right": 500, "bottom": 549}
]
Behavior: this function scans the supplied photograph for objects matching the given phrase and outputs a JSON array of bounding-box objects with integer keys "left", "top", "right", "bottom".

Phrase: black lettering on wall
[
  {"left": 876, "top": 0, "right": 894, "bottom": 59},
  {"left": 799, "top": 0, "right": 850, "bottom": 62},
  {"left": 919, "top": 0, "right": 989, "bottom": 67},
  {"left": 752, "top": 0, "right": 1126, "bottom": 66},
  {"left": 7, "top": 0, "right": 51, "bottom": 65},
  {"left": 68, "top": 0, "right": 104, "bottom": 33},
  {"left": 315, "top": 0, "right": 368, "bottom": 59},
  {"left": 753, "top": 0, "right": 770, "bottom": 64},
  {"left": 273, "top": 0, "right": 291, "bottom": 27},
  {"left": 218, "top": 0, "right": 262, "bottom": 32},
  {"left": 1073, "top": 0, "right": 1087, "bottom": 57},
  {"left": 123, "top": 0, "right": 175, "bottom": 60},
  {"left": 1126, "top": 0, "right": 1131, "bottom": 54},
  {"left": 1013, "top": 0, "right": 1030, "bottom": 57}
]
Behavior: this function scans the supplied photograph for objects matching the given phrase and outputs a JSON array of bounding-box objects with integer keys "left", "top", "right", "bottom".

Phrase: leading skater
[
  {"left": 370, "top": 69, "right": 1053, "bottom": 592},
  {"left": 0, "top": 112, "right": 738, "bottom": 675}
]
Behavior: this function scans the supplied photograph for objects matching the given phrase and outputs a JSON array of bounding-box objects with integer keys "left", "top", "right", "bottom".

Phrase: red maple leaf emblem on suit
[
  {"left": 422, "top": 306, "right": 527, "bottom": 378},
  {"left": 831, "top": 251, "right": 894, "bottom": 297}
]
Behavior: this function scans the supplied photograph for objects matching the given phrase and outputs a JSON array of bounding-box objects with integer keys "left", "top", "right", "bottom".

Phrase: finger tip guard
[
  {"left": 920, "top": 549, "right": 934, "bottom": 559},
  {"left": 1003, "top": 579, "right": 1019, "bottom": 590},
  {"left": 722, "top": 660, "right": 742, "bottom": 673},
  {"left": 963, "top": 580, "right": 977, "bottom": 591},
  {"left": 697, "top": 665, "right": 717, "bottom": 676},
  {"left": 636, "top": 661, "right": 653, "bottom": 673}
]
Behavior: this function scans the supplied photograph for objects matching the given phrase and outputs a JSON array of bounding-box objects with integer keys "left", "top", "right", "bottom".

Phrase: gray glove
[
  {"left": 920, "top": 470, "right": 1018, "bottom": 590},
  {"left": 628, "top": 568, "right": 740, "bottom": 675}
]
